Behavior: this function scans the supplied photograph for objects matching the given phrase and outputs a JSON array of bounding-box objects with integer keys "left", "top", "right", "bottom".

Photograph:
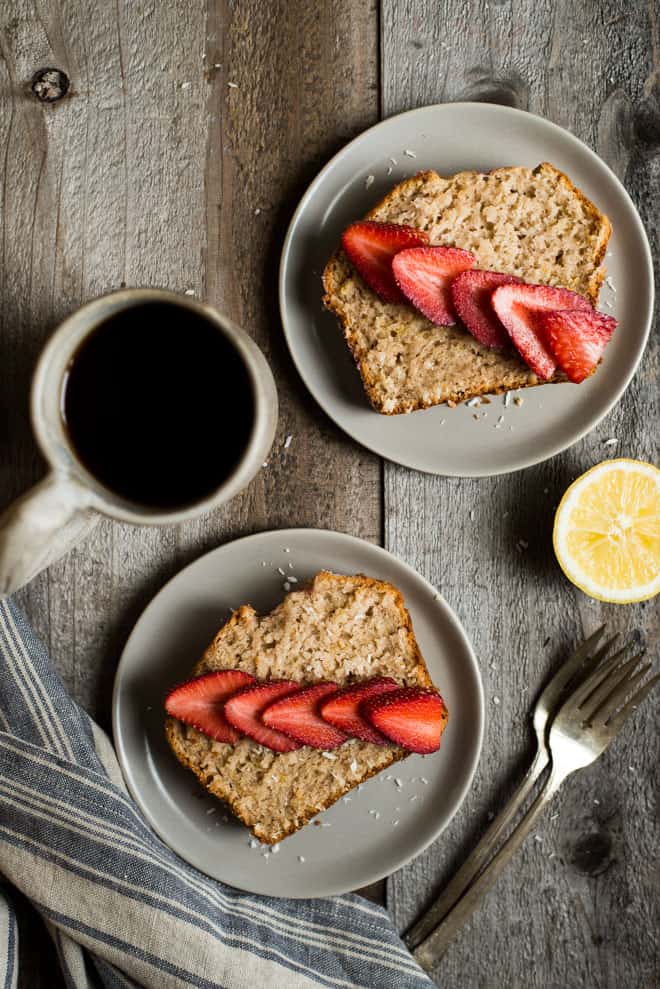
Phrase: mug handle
[{"left": 0, "top": 473, "right": 99, "bottom": 597}]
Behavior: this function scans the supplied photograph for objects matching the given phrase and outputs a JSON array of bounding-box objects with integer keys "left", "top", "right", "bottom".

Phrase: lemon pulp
[{"left": 553, "top": 459, "right": 660, "bottom": 604}]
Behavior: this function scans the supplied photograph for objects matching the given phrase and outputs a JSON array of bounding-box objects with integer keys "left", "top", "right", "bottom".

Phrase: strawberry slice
[
  {"left": 363, "top": 687, "right": 448, "bottom": 754},
  {"left": 224, "top": 680, "right": 302, "bottom": 752},
  {"left": 341, "top": 221, "right": 429, "bottom": 304},
  {"left": 320, "top": 677, "right": 400, "bottom": 744},
  {"left": 263, "top": 683, "right": 347, "bottom": 749},
  {"left": 450, "top": 269, "right": 522, "bottom": 348},
  {"left": 392, "top": 246, "right": 475, "bottom": 325},
  {"left": 165, "top": 669, "right": 255, "bottom": 744},
  {"left": 537, "top": 309, "right": 617, "bottom": 383},
  {"left": 491, "top": 283, "right": 592, "bottom": 380}
]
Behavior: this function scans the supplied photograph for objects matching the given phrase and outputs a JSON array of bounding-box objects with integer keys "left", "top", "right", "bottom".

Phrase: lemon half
[{"left": 553, "top": 459, "right": 660, "bottom": 604}]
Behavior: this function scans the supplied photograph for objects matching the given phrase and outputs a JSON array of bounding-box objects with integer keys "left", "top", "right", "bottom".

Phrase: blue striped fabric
[{"left": 0, "top": 599, "right": 435, "bottom": 989}]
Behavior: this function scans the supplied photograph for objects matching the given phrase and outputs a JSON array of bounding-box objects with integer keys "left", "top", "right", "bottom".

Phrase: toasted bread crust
[
  {"left": 165, "top": 571, "right": 437, "bottom": 843},
  {"left": 323, "top": 162, "right": 611, "bottom": 414}
]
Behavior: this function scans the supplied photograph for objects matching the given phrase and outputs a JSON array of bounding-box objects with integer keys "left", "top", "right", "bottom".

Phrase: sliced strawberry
[
  {"left": 363, "top": 687, "right": 448, "bottom": 754},
  {"left": 263, "top": 683, "right": 347, "bottom": 749},
  {"left": 165, "top": 669, "right": 255, "bottom": 744},
  {"left": 450, "top": 269, "right": 522, "bottom": 348},
  {"left": 320, "top": 677, "right": 400, "bottom": 744},
  {"left": 537, "top": 309, "right": 617, "bottom": 383},
  {"left": 491, "top": 283, "right": 592, "bottom": 380},
  {"left": 224, "top": 680, "right": 302, "bottom": 752},
  {"left": 392, "top": 246, "right": 475, "bottom": 325},
  {"left": 342, "top": 221, "right": 429, "bottom": 304}
]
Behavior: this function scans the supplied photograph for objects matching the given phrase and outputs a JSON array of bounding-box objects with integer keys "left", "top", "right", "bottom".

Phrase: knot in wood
[
  {"left": 461, "top": 69, "right": 528, "bottom": 111},
  {"left": 31, "top": 68, "right": 70, "bottom": 103},
  {"left": 568, "top": 831, "right": 613, "bottom": 877}
]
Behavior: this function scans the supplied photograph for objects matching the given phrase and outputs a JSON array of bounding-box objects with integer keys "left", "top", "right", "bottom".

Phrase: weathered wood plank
[
  {"left": 382, "top": 1, "right": 659, "bottom": 986},
  {"left": 0, "top": 1, "right": 379, "bottom": 984}
]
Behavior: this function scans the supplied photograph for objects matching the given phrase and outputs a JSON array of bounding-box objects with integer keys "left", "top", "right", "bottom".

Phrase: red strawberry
[
  {"left": 392, "top": 246, "right": 475, "bottom": 325},
  {"left": 363, "top": 687, "right": 448, "bottom": 754},
  {"left": 263, "top": 683, "right": 347, "bottom": 749},
  {"left": 165, "top": 669, "right": 255, "bottom": 744},
  {"left": 320, "top": 677, "right": 400, "bottom": 744},
  {"left": 341, "top": 221, "right": 429, "bottom": 304},
  {"left": 224, "top": 680, "right": 302, "bottom": 752},
  {"left": 537, "top": 309, "right": 617, "bottom": 383},
  {"left": 450, "top": 269, "right": 522, "bottom": 348},
  {"left": 491, "top": 283, "right": 592, "bottom": 380}
]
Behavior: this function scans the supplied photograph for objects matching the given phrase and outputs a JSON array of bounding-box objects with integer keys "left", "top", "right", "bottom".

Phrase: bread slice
[
  {"left": 165, "top": 571, "right": 436, "bottom": 844},
  {"left": 323, "top": 162, "right": 611, "bottom": 414}
]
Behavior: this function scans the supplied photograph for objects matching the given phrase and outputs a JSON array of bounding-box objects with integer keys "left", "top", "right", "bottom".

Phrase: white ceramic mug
[{"left": 0, "top": 288, "right": 278, "bottom": 596}]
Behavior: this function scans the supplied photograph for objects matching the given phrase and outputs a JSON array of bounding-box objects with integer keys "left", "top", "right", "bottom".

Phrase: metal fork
[
  {"left": 405, "top": 625, "right": 610, "bottom": 950},
  {"left": 412, "top": 637, "right": 659, "bottom": 970}
]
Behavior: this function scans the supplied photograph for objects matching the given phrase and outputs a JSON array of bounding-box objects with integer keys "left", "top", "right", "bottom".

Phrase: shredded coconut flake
[
  {"left": 603, "top": 438, "right": 618, "bottom": 446},
  {"left": 321, "top": 752, "right": 336, "bottom": 760},
  {"left": 284, "top": 434, "right": 293, "bottom": 449},
  {"left": 403, "top": 149, "right": 417, "bottom": 158},
  {"left": 227, "top": 81, "right": 238, "bottom": 88},
  {"left": 365, "top": 174, "right": 375, "bottom": 189}
]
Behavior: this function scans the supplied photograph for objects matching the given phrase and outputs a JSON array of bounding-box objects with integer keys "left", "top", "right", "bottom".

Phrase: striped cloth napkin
[{"left": 0, "top": 598, "right": 434, "bottom": 989}]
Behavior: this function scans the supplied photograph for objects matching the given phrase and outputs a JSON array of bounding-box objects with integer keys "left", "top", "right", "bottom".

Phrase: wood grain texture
[
  {"left": 0, "top": 1, "right": 379, "bottom": 985},
  {"left": 382, "top": 2, "right": 660, "bottom": 987}
]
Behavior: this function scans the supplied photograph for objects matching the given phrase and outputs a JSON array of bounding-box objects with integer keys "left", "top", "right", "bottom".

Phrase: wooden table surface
[{"left": 1, "top": 2, "right": 658, "bottom": 987}]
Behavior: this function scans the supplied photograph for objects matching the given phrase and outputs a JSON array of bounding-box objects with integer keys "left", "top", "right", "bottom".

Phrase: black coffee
[{"left": 62, "top": 302, "right": 255, "bottom": 509}]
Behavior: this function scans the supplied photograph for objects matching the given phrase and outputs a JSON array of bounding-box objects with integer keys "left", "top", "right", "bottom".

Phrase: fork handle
[
  {"left": 412, "top": 767, "right": 565, "bottom": 971},
  {"left": 404, "top": 746, "right": 549, "bottom": 950}
]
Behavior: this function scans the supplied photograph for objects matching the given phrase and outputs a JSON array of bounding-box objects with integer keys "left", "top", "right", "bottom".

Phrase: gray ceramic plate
[
  {"left": 112, "top": 528, "right": 483, "bottom": 897},
  {"left": 279, "top": 102, "right": 653, "bottom": 476}
]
